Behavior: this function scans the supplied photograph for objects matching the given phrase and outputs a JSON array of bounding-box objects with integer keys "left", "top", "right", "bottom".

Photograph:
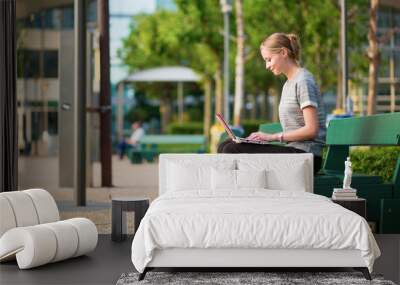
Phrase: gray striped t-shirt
[{"left": 279, "top": 68, "right": 326, "bottom": 157}]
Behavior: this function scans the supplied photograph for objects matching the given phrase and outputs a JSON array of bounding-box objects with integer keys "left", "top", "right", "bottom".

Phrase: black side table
[
  {"left": 112, "top": 197, "right": 150, "bottom": 242},
  {"left": 332, "top": 198, "right": 366, "bottom": 219}
]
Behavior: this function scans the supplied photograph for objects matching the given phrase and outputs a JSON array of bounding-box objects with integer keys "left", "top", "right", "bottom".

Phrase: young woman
[{"left": 218, "top": 33, "right": 326, "bottom": 174}]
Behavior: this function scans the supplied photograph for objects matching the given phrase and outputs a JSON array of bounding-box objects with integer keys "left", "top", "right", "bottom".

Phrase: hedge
[
  {"left": 166, "top": 120, "right": 274, "bottom": 136},
  {"left": 166, "top": 122, "right": 203, "bottom": 134},
  {"left": 350, "top": 146, "right": 400, "bottom": 182},
  {"left": 241, "top": 120, "right": 268, "bottom": 136}
]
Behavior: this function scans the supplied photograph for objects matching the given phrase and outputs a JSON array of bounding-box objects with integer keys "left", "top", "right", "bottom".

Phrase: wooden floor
[
  {"left": 0, "top": 235, "right": 133, "bottom": 285},
  {"left": 1, "top": 235, "right": 399, "bottom": 285}
]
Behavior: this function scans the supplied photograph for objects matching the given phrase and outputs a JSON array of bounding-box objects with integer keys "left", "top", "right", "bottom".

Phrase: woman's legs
[
  {"left": 218, "top": 139, "right": 303, "bottom": 154},
  {"left": 217, "top": 139, "right": 234, "bottom": 153},
  {"left": 217, "top": 139, "right": 322, "bottom": 174}
]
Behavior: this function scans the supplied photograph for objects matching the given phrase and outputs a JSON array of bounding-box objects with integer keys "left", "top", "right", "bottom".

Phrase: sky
[
  {"left": 109, "top": 0, "right": 157, "bottom": 84},
  {"left": 110, "top": 0, "right": 156, "bottom": 15}
]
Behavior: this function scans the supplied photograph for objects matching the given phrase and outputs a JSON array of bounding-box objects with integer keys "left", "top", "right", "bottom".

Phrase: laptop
[{"left": 215, "top": 113, "right": 271, "bottom": 145}]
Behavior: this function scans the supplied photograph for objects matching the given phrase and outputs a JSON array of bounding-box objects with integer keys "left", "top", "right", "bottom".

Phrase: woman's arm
[
  {"left": 279, "top": 106, "right": 319, "bottom": 141},
  {"left": 248, "top": 106, "right": 319, "bottom": 142}
]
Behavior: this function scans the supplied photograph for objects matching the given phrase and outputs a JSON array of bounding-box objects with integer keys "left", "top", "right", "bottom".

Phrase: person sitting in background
[{"left": 118, "top": 121, "right": 145, "bottom": 159}]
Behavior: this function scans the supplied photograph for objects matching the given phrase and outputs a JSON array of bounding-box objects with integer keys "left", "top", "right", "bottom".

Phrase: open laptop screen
[{"left": 215, "top": 113, "right": 236, "bottom": 141}]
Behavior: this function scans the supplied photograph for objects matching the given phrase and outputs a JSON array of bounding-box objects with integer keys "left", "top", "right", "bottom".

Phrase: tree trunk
[
  {"left": 160, "top": 96, "right": 172, "bottom": 133},
  {"left": 336, "top": 33, "right": 343, "bottom": 109},
  {"left": 367, "top": 0, "right": 379, "bottom": 115},
  {"left": 214, "top": 68, "right": 223, "bottom": 119},
  {"left": 233, "top": 0, "right": 244, "bottom": 126},
  {"left": 203, "top": 79, "right": 212, "bottom": 145}
]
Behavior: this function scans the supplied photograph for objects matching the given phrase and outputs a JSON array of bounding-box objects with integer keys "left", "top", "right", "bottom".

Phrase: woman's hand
[{"left": 247, "top": 132, "right": 278, "bottom": 142}]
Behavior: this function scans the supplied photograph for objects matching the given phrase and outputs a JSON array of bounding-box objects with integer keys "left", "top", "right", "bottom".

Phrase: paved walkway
[{"left": 18, "top": 155, "right": 159, "bottom": 234}]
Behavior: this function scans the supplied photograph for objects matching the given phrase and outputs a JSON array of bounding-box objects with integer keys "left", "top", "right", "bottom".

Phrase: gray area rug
[{"left": 116, "top": 271, "right": 396, "bottom": 285}]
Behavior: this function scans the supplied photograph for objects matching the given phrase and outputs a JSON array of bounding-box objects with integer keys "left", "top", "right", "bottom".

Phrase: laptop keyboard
[{"left": 237, "top": 138, "right": 271, "bottom": 145}]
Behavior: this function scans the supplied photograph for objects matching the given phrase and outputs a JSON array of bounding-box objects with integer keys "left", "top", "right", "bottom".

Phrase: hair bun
[
  {"left": 286, "top": 33, "right": 300, "bottom": 61},
  {"left": 260, "top": 32, "right": 301, "bottom": 63}
]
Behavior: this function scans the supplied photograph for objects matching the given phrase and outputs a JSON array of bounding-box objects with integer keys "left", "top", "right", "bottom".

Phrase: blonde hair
[{"left": 260, "top": 33, "right": 301, "bottom": 62}]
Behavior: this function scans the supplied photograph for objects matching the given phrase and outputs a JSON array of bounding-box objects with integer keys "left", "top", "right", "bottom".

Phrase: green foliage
[
  {"left": 242, "top": 120, "right": 268, "bottom": 136},
  {"left": 185, "top": 107, "right": 203, "bottom": 122},
  {"left": 118, "top": 0, "right": 224, "bottom": 80},
  {"left": 347, "top": 0, "right": 370, "bottom": 83},
  {"left": 119, "top": 0, "right": 345, "bottom": 96},
  {"left": 242, "top": 0, "right": 340, "bottom": 92},
  {"left": 166, "top": 122, "right": 203, "bottom": 134},
  {"left": 125, "top": 105, "right": 159, "bottom": 124},
  {"left": 124, "top": 91, "right": 160, "bottom": 123},
  {"left": 118, "top": 0, "right": 371, "bottom": 121},
  {"left": 118, "top": 11, "right": 184, "bottom": 70},
  {"left": 350, "top": 147, "right": 400, "bottom": 182}
]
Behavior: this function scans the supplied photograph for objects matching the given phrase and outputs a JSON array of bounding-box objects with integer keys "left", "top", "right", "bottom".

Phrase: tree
[
  {"left": 173, "top": 0, "right": 224, "bottom": 122},
  {"left": 241, "top": 0, "right": 340, "bottom": 120},
  {"left": 118, "top": 11, "right": 186, "bottom": 131},
  {"left": 119, "top": 1, "right": 225, "bottom": 136},
  {"left": 233, "top": 0, "right": 244, "bottom": 126},
  {"left": 336, "top": 0, "right": 370, "bottom": 111},
  {"left": 119, "top": 0, "right": 364, "bottom": 128},
  {"left": 367, "top": 0, "right": 379, "bottom": 115}
]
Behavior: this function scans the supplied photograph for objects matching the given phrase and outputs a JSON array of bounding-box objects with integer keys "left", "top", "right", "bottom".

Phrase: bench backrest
[
  {"left": 258, "top": 122, "right": 282, "bottom": 134},
  {"left": 258, "top": 113, "right": 400, "bottom": 189},
  {"left": 326, "top": 113, "right": 400, "bottom": 146},
  {"left": 140, "top": 135, "right": 206, "bottom": 145},
  {"left": 324, "top": 113, "right": 400, "bottom": 177}
]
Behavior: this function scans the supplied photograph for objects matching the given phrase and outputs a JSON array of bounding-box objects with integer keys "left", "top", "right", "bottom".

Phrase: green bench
[
  {"left": 259, "top": 113, "right": 400, "bottom": 233},
  {"left": 128, "top": 135, "right": 207, "bottom": 163}
]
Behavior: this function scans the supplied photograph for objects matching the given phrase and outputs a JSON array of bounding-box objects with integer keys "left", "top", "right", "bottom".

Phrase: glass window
[
  {"left": 30, "top": 12, "right": 43, "bottom": 28},
  {"left": 19, "top": 12, "right": 43, "bottom": 28},
  {"left": 31, "top": 112, "right": 43, "bottom": 141},
  {"left": 394, "top": 31, "right": 400, "bottom": 46},
  {"left": 62, "top": 6, "right": 74, "bottom": 29},
  {"left": 394, "top": 9, "right": 400, "bottom": 27},
  {"left": 48, "top": 111, "right": 58, "bottom": 135},
  {"left": 378, "top": 8, "right": 392, "bottom": 29},
  {"left": 87, "top": 0, "right": 97, "bottom": 23},
  {"left": 43, "top": 50, "right": 59, "bottom": 78},
  {"left": 17, "top": 49, "right": 40, "bottom": 78},
  {"left": 395, "top": 52, "right": 400, "bottom": 78},
  {"left": 18, "top": 18, "right": 32, "bottom": 29},
  {"left": 378, "top": 50, "right": 390, "bottom": 78},
  {"left": 377, "top": 83, "right": 390, "bottom": 96},
  {"left": 43, "top": 8, "right": 62, "bottom": 29}
]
